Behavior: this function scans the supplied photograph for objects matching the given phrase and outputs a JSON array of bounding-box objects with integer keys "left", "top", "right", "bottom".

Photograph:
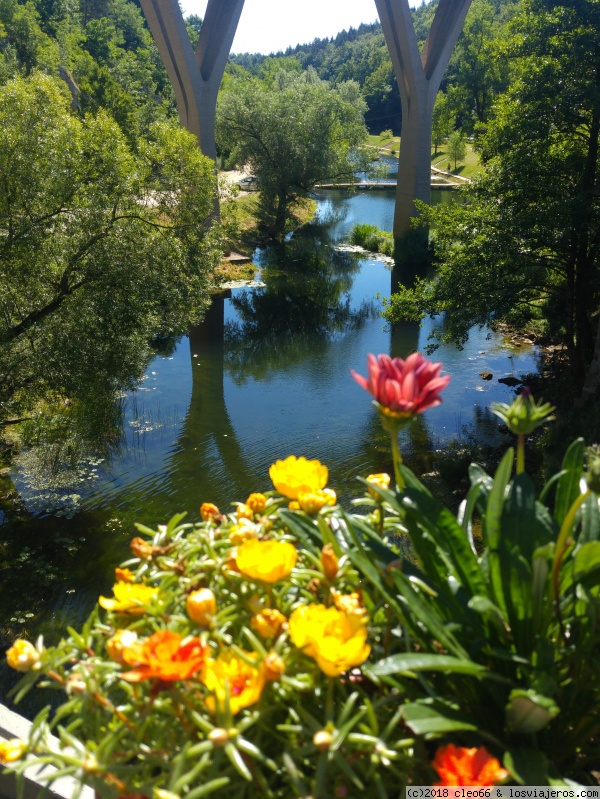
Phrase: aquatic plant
[{"left": 3, "top": 354, "right": 600, "bottom": 795}]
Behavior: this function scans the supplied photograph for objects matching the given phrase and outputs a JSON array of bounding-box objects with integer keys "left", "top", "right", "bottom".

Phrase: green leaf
[
  {"left": 573, "top": 541, "right": 600, "bottom": 593},
  {"left": 554, "top": 438, "right": 585, "bottom": 526},
  {"left": 402, "top": 700, "right": 478, "bottom": 736},
  {"left": 370, "top": 653, "right": 493, "bottom": 678},
  {"left": 503, "top": 748, "right": 574, "bottom": 786},
  {"left": 186, "top": 778, "right": 231, "bottom": 799}
]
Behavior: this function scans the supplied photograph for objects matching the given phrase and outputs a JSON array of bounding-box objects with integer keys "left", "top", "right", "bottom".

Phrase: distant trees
[
  {"left": 216, "top": 69, "right": 368, "bottom": 238},
  {"left": 0, "top": 74, "right": 221, "bottom": 427},
  {"left": 447, "top": 130, "right": 466, "bottom": 169},
  {"left": 431, "top": 92, "right": 455, "bottom": 155},
  {"left": 384, "top": 0, "right": 600, "bottom": 388}
]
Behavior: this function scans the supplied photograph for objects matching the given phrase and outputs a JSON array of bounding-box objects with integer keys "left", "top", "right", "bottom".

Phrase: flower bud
[
  {"left": 66, "top": 674, "right": 87, "bottom": 695},
  {"left": 200, "top": 502, "right": 221, "bottom": 522},
  {"left": 246, "top": 493, "right": 267, "bottom": 514},
  {"left": 250, "top": 608, "right": 287, "bottom": 638},
  {"left": 106, "top": 628, "right": 139, "bottom": 664},
  {"left": 208, "top": 728, "right": 229, "bottom": 747},
  {"left": 115, "top": 567, "right": 135, "bottom": 583},
  {"left": 262, "top": 652, "right": 285, "bottom": 682},
  {"left": 491, "top": 389, "right": 555, "bottom": 436},
  {"left": 130, "top": 537, "right": 153, "bottom": 560},
  {"left": 154, "top": 789, "right": 181, "bottom": 799},
  {"left": 0, "top": 739, "right": 27, "bottom": 764},
  {"left": 313, "top": 730, "right": 333, "bottom": 751},
  {"left": 82, "top": 755, "right": 99, "bottom": 774},
  {"left": 228, "top": 519, "right": 260, "bottom": 545},
  {"left": 288, "top": 500, "right": 300, "bottom": 510},
  {"left": 297, "top": 488, "right": 336, "bottom": 515},
  {"left": 186, "top": 588, "right": 216, "bottom": 626},
  {"left": 320, "top": 544, "right": 339, "bottom": 580},
  {"left": 585, "top": 445, "right": 600, "bottom": 494},
  {"left": 365, "top": 473, "right": 391, "bottom": 499},
  {"left": 6, "top": 639, "right": 42, "bottom": 672}
]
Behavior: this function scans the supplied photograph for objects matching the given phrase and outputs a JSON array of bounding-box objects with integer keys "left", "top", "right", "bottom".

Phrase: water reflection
[{"left": 224, "top": 226, "right": 378, "bottom": 383}]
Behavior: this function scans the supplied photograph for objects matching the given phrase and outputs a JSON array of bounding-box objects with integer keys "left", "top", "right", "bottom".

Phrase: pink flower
[{"left": 351, "top": 353, "right": 450, "bottom": 418}]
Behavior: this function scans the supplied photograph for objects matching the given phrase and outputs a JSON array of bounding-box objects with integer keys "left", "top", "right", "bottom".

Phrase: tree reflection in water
[{"left": 224, "top": 225, "right": 379, "bottom": 383}]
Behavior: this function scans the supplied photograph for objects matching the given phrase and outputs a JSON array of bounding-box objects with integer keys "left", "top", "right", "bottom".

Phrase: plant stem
[
  {"left": 390, "top": 433, "right": 404, "bottom": 491},
  {"left": 516, "top": 433, "right": 525, "bottom": 474}
]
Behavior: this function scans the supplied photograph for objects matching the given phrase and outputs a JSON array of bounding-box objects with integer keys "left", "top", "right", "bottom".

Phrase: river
[{"left": 0, "top": 186, "right": 538, "bottom": 707}]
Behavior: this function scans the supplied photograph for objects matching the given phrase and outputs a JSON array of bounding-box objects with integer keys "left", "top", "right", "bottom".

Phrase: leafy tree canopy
[
  {"left": 0, "top": 73, "right": 221, "bottom": 431},
  {"left": 383, "top": 0, "right": 600, "bottom": 388},
  {"left": 216, "top": 68, "right": 368, "bottom": 238}
]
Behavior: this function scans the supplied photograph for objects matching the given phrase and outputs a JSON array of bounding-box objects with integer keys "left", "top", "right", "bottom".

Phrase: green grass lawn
[{"left": 367, "top": 133, "right": 481, "bottom": 178}]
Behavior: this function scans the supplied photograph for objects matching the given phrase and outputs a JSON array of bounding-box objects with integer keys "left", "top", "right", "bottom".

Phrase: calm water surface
[{"left": 0, "top": 188, "right": 538, "bottom": 705}]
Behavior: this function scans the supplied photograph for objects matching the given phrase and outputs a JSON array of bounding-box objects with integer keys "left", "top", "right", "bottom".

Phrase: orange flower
[
  {"left": 246, "top": 493, "right": 267, "bottom": 513},
  {"left": 130, "top": 537, "right": 154, "bottom": 560},
  {"left": 203, "top": 650, "right": 265, "bottom": 715},
  {"left": 120, "top": 630, "right": 206, "bottom": 682},
  {"left": 201, "top": 502, "right": 221, "bottom": 522},
  {"left": 432, "top": 744, "right": 509, "bottom": 786},
  {"left": 115, "top": 567, "right": 135, "bottom": 583}
]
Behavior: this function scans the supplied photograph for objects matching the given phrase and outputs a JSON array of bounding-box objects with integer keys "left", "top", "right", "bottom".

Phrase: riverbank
[{"left": 214, "top": 179, "right": 317, "bottom": 286}]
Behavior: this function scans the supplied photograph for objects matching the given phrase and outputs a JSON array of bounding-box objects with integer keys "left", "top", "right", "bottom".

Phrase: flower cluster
[{"left": 9, "top": 355, "right": 568, "bottom": 796}]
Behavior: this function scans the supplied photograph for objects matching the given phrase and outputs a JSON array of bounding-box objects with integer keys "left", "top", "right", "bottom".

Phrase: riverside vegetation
[{"left": 3, "top": 354, "right": 600, "bottom": 795}]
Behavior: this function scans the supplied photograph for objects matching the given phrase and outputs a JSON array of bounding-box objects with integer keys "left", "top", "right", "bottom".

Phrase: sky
[{"left": 180, "top": 0, "right": 383, "bottom": 56}]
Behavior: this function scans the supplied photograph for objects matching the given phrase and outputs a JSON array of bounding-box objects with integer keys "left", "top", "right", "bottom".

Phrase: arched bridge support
[
  {"left": 375, "top": 0, "right": 473, "bottom": 237},
  {"left": 139, "top": 0, "right": 245, "bottom": 161}
]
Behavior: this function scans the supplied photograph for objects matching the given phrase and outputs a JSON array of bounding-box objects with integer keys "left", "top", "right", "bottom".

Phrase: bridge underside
[{"left": 140, "top": 0, "right": 472, "bottom": 237}]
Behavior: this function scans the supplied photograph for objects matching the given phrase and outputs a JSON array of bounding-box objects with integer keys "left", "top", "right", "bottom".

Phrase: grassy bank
[
  {"left": 367, "top": 132, "right": 482, "bottom": 179},
  {"left": 215, "top": 190, "right": 317, "bottom": 284}
]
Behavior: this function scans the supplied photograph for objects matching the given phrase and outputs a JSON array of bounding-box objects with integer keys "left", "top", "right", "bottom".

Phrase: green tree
[
  {"left": 446, "top": 129, "right": 466, "bottom": 168},
  {"left": 0, "top": 73, "right": 221, "bottom": 427},
  {"left": 216, "top": 69, "right": 368, "bottom": 238},
  {"left": 447, "top": 0, "right": 513, "bottom": 130},
  {"left": 383, "top": 0, "right": 600, "bottom": 388},
  {"left": 431, "top": 91, "right": 455, "bottom": 155}
]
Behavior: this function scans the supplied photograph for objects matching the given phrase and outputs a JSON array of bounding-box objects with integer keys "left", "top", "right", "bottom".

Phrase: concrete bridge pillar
[
  {"left": 139, "top": 0, "right": 245, "bottom": 160},
  {"left": 375, "top": 0, "right": 473, "bottom": 237}
]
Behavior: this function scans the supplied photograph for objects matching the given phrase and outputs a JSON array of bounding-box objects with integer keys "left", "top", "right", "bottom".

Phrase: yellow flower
[
  {"left": 236, "top": 539, "right": 297, "bottom": 583},
  {"left": 297, "top": 488, "right": 336, "bottom": 515},
  {"left": 228, "top": 519, "right": 260, "bottom": 545},
  {"left": 186, "top": 588, "right": 217, "bottom": 626},
  {"left": 289, "top": 604, "right": 370, "bottom": 677},
  {"left": 332, "top": 590, "right": 367, "bottom": 618},
  {"left": 246, "top": 493, "right": 267, "bottom": 513},
  {"left": 6, "top": 639, "right": 42, "bottom": 672},
  {"left": 203, "top": 650, "right": 265, "bottom": 716},
  {"left": 106, "top": 628, "right": 139, "bottom": 664},
  {"left": 366, "top": 473, "right": 391, "bottom": 499},
  {"left": 269, "top": 456, "right": 328, "bottom": 500},
  {"left": 98, "top": 581, "right": 158, "bottom": 614},
  {"left": 0, "top": 739, "right": 26, "bottom": 764},
  {"left": 250, "top": 608, "right": 287, "bottom": 639},
  {"left": 235, "top": 503, "right": 254, "bottom": 521},
  {"left": 288, "top": 500, "right": 300, "bottom": 510}
]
